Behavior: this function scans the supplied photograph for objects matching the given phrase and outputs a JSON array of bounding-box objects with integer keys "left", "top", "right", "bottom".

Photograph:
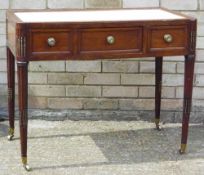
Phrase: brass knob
[
  {"left": 47, "top": 37, "right": 56, "bottom": 47},
  {"left": 107, "top": 36, "right": 115, "bottom": 44},
  {"left": 163, "top": 34, "right": 173, "bottom": 43}
]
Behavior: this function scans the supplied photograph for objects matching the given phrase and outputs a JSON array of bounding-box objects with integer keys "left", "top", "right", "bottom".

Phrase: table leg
[
  {"left": 180, "top": 54, "right": 195, "bottom": 154},
  {"left": 17, "top": 61, "right": 31, "bottom": 171},
  {"left": 155, "top": 57, "right": 163, "bottom": 130},
  {"left": 7, "top": 47, "right": 15, "bottom": 140}
]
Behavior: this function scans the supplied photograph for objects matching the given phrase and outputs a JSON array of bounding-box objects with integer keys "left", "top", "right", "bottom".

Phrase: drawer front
[
  {"left": 79, "top": 28, "right": 143, "bottom": 55},
  {"left": 29, "top": 29, "right": 72, "bottom": 59},
  {"left": 148, "top": 26, "right": 188, "bottom": 53}
]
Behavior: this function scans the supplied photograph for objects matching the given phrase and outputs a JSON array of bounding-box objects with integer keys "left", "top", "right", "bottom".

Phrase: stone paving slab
[{"left": 0, "top": 120, "right": 204, "bottom": 175}]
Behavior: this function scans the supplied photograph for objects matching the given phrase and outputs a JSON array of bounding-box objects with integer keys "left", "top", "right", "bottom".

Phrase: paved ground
[{"left": 0, "top": 120, "right": 204, "bottom": 175}]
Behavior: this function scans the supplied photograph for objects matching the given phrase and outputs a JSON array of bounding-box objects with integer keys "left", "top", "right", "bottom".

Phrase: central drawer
[{"left": 79, "top": 27, "right": 143, "bottom": 55}]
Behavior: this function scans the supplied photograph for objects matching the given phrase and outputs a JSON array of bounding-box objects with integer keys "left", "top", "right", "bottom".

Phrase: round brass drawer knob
[
  {"left": 47, "top": 37, "right": 56, "bottom": 47},
  {"left": 163, "top": 34, "right": 173, "bottom": 43},
  {"left": 107, "top": 36, "right": 115, "bottom": 44}
]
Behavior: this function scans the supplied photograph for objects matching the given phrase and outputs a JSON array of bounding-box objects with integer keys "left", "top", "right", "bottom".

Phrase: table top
[{"left": 14, "top": 8, "right": 186, "bottom": 23}]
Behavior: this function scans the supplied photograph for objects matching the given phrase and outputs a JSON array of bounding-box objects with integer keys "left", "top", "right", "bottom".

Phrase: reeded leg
[
  {"left": 17, "top": 61, "right": 31, "bottom": 171},
  {"left": 7, "top": 47, "right": 15, "bottom": 140},
  {"left": 179, "top": 55, "right": 195, "bottom": 154},
  {"left": 155, "top": 57, "right": 163, "bottom": 131}
]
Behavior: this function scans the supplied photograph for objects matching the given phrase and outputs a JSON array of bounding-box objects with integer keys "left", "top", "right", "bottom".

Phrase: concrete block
[
  {"left": 66, "top": 85, "right": 101, "bottom": 97},
  {"left": 121, "top": 74, "right": 155, "bottom": 85},
  {"left": 161, "top": 99, "right": 183, "bottom": 110},
  {"left": 123, "top": 0, "right": 159, "bottom": 8},
  {"left": 48, "top": 98, "right": 83, "bottom": 109},
  {"left": 66, "top": 61, "right": 101, "bottom": 72},
  {"left": 102, "top": 61, "right": 138, "bottom": 73},
  {"left": 0, "top": 23, "right": 6, "bottom": 34},
  {"left": 85, "top": 0, "right": 122, "bottom": 8},
  {"left": 193, "top": 87, "right": 204, "bottom": 99},
  {"left": 0, "top": 85, "right": 7, "bottom": 95},
  {"left": 119, "top": 99, "right": 154, "bottom": 110},
  {"left": 28, "top": 96, "right": 48, "bottom": 109},
  {"left": 48, "top": 73, "right": 83, "bottom": 85},
  {"left": 0, "top": 35, "right": 6, "bottom": 47},
  {"left": 29, "top": 61, "right": 65, "bottom": 72},
  {"left": 200, "top": 0, "right": 204, "bottom": 10},
  {"left": 0, "top": 47, "right": 6, "bottom": 59},
  {"left": 0, "top": 59, "right": 6, "bottom": 71},
  {"left": 163, "top": 74, "right": 184, "bottom": 86},
  {"left": 197, "top": 23, "right": 204, "bottom": 37},
  {"left": 0, "top": 95, "right": 7, "bottom": 107},
  {"left": 29, "top": 85, "right": 66, "bottom": 96},
  {"left": 0, "top": 72, "right": 6, "bottom": 84},
  {"left": 48, "top": 0, "right": 84, "bottom": 9},
  {"left": 176, "top": 87, "right": 183, "bottom": 98},
  {"left": 161, "top": 0, "right": 198, "bottom": 10},
  {"left": 10, "top": 0, "right": 46, "bottom": 9},
  {"left": 0, "top": 10, "right": 6, "bottom": 22},
  {"left": 197, "top": 37, "right": 204, "bottom": 49},
  {"left": 164, "top": 56, "right": 184, "bottom": 62},
  {"left": 0, "top": 0, "right": 9, "bottom": 9},
  {"left": 164, "top": 62, "right": 177, "bottom": 73},
  {"left": 197, "top": 50, "right": 204, "bottom": 61},
  {"left": 176, "top": 62, "right": 184, "bottom": 73},
  {"left": 195, "top": 75, "right": 204, "bottom": 86},
  {"left": 103, "top": 86, "right": 138, "bottom": 97},
  {"left": 84, "top": 73, "right": 120, "bottom": 85},
  {"left": 195, "top": 63, "right": 204, "bottom": 74},
  {"left": 28, "top": 73, "right": 47, "bottom": 84},
  {"left": 83, "top": 98, "right": 118, "bottom": 109},
  {"left": 139, "top": 86, "right": 175, "bottom": 98},
  {"left": 182, "top": 12, "right": 204, "bottom": 23}
]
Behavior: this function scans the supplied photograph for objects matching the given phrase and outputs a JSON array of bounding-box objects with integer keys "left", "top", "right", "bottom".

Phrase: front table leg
[
  {"left": 17, "top": 61, "right": 31, "bottom": 171},
  {"left": 155, "top": 57, "right": 163, "bottom": 130},
  {"left": 7, "top": 47, "right": 15, "bottom": 140},
  {"left": 180, "top": 54, "right": 195, "bottom": 154}
]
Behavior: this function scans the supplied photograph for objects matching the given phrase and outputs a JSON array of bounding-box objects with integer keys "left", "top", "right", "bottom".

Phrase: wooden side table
[{"left": 6, "top": 8, "right": 197, "bottom": 170}]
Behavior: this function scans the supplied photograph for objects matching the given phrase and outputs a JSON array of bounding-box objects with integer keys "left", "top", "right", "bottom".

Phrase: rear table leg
[
  {"left": 7, "top": 47, "right": 15, "bottom": 141},
  {"left": 155, "top": 57, "right": 163, "bottom": 131}
]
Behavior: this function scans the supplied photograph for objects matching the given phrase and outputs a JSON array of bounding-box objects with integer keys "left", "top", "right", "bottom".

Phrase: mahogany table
[{"left": 6, "top": 8, "right": 197, "bottom": 171}]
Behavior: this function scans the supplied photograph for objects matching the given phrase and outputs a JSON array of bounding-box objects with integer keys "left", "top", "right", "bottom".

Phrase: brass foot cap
[
  {"left": 155, "top": 118, "right": 161, "bottom": 131},
  {"left": 179, "top": 144, "right": 187, "bottom": 154},
  {"left": 155, "top": 124, "right": 161, "bottom": 131},
  {"left": 8, "top": 128, "right": 14, "bottom": 141},
  {"left": 7, "top": 135, "right": 14, "bottom": 141},
  {"left": 23, "top": 164, "right": 31, "bottom": 171}
]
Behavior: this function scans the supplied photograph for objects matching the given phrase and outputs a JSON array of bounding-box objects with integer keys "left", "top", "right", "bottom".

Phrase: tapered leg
[
  {"left": 179, "top": 54, "right": 195, "bottom": 154},
  {"left": 17, "top": 61, "right": 31, "bottom": 171},
  {"left": 155, "top": 57, "right": 163, "bottom": 130},
  {"left": 7, "top": 47, "right": 15, "bottom": 140}
]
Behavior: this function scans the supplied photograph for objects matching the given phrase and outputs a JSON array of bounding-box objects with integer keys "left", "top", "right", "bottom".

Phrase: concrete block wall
[{"left": 0, "top": 0, "right": 204, "bottom": 114}]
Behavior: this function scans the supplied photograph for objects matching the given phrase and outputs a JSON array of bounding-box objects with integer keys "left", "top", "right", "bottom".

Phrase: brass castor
[
  {"left": 22, "top": 157, "right": 32, "bottom": 171},
  {"left": 7, "top": 128, "right": 14, "bottom": 141},
  {"left": 155, "top": 118, "right": 161, "bottom": 131},
  {"left": 179, "top": 144, "right": 187, "bottom": 154},
  {"left": 156, "top": 124, "right": 161, "bottom": 131},
  {"left": 23, "top": 164, "right": 31, "bottom": 171},
  {"left": 7, "top": 134, "right": 14, "bottom": 141}
]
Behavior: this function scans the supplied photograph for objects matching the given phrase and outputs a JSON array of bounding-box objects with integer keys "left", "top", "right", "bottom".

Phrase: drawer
[
  {"left": 29, "top": 30, "right": 72, "bottom": 59},
  {"left": 148, "top": 26, "right": 188, "bottom": 53},
  {"left": 79, "top": 28, "right": 143, "bottom": 55}
]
